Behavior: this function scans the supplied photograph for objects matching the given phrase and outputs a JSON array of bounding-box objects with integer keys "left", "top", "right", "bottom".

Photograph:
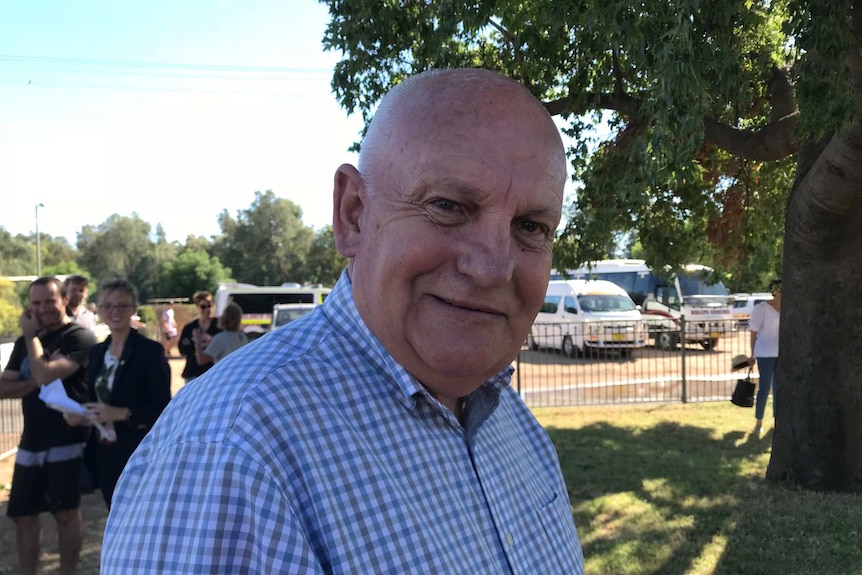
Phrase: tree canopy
[
  {"left": 0, "top": 191, "right": 346, "bottom": 337},
  {"left": 320, "top": 0, "right": 862, "bottom": 490}
]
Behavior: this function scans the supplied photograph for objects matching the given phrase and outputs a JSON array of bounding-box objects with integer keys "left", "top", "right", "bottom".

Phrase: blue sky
[{"left": 0, "top": 0, "right": 365, "bottom": 243}]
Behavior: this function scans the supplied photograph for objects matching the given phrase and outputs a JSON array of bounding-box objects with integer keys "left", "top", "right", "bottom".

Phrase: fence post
[
  {"left": 680, "top": 315, "right": 688, "bottom": 403},
  {"left": 516, "top": 351, "right": 521, "bottom": 396}
]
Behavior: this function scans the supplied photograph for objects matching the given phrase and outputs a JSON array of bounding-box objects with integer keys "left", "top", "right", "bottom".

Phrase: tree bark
[{"left": 767, "top": 122, "right": 862, "bottom": 492}]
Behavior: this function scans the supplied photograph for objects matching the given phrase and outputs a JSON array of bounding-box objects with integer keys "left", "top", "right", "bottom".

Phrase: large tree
[
  {"left": 321, "top": 0, "right": 862, "bottom": 491},
  {"left": 77, "top": 213, "right": 160, "bottom": 301},
  {"left": 302, "top": 225, "right": 349, "bottom": 286},
  {"left": 161, "top": 249, "right": 233, "bottom": 300},
  {"left": 213, "top": 191, "right": 315, "bottom": 286}
]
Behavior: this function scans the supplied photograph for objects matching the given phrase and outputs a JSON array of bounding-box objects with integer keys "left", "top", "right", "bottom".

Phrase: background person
[
  {"left": 160, "top": 302, "right": 178, "bottom": 358},
  {"left": 67, "top": 278, "right": 171, "bottom": 508},
  {"left": 0, "top": 277, "right": 96, "bottom": 575},
  {"left": 102, "top": 68, "right": 583, "bottom": 573},
  {"left": 749, "top": 278, "right": 781, "bottom": 437},
  {"left": 177, "top": 291, "right": 220, "bottom": 383},
  {"left": 64, "top": 275, "right": 98, "bottom": 332},
  {"left": 195, "top": 302, "right": 248, "bottom": 365}
]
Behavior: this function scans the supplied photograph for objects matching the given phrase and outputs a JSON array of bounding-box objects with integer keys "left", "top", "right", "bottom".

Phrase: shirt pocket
[{"left": 533, "top": 491, "right": 584, "bottom": 574}]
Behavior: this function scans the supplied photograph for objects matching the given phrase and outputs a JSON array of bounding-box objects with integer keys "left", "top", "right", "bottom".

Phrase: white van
[
  {"left": 529, "top": 280, "right": 647, "bottom": 357},
  {"left": 731, "top": 292, "right": 773, "bottom": 327}
]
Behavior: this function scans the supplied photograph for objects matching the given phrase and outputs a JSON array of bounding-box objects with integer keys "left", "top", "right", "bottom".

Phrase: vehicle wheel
[
  {"left": 700, "top": 338, "right": 719, "bottom": 351},
  {"left": 526, "top": 333, "right": 539, "bottom": 351},
  {"left": 561, "top": 336, "right": 576, "bottom": 358},
  {"left": 656, "top": 331, "right": 678, "bottom": 351}
]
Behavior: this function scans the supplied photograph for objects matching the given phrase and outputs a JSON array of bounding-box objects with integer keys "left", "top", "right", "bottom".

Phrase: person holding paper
[
  {"left": 74, "top": 278, "right": 171, "bottom": 508},
  {"left": 0, "top": 276, "right": 96, "bottom": 575}
]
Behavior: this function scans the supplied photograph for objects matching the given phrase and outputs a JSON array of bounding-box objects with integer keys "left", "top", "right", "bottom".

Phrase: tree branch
[{"left": 702, "top": 114, "right": 800, "bottom": 161}]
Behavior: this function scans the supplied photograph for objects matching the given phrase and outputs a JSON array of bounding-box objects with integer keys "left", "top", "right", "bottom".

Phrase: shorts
[{"left": 7, "top": 444, "right": 84, "bottom": 517}]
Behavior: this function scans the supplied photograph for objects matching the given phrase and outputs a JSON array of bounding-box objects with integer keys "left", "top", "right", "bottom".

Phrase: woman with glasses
[
  {"left": 69, "top": 278, "right": 171, "bottom": 508},
  {"left": 177, "top": 290, "right": 221, "bottom": 383},
  {"left": 748, "top": 279, "right": 781, "bottom": 437}
]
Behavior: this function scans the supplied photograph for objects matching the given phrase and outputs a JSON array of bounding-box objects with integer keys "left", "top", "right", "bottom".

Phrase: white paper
[
  {"left": 38, "top": 378, "right": 116, "bottom": 441},
  {"left": 39, "top": 379, "right": 87, "bottom": 415}
]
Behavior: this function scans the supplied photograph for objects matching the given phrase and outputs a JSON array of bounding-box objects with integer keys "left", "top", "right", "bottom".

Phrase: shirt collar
[{"left": 322, "top": 270, "right": 514, "bottom": 409}]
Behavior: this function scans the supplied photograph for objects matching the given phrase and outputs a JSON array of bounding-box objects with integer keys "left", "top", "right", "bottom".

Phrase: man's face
[
  {"left": 67, "top": 282, "right": 88, "bottom": 308},
  {"left": 345, "top": 89, "right": 564, "bottom": 404},
  {"left": 29, "top": 281, "right": 68, "bottom": 330}
]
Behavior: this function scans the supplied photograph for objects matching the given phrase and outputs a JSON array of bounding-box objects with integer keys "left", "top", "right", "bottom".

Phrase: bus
[
  {"left": 553, "top": 259, "right": 734, "bottom": 350},
  {"left": 214, "top": 282, "right": 331, "bottom": 339}
]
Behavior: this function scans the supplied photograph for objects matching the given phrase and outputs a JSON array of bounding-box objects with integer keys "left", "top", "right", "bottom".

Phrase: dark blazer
[{"left": 87, "top": 328, "right": 171, "bottom": 506}]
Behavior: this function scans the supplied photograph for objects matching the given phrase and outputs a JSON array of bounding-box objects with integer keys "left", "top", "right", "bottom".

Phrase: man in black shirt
[{"left": 0, "top": 276, "right": 96, "bottom": 575}]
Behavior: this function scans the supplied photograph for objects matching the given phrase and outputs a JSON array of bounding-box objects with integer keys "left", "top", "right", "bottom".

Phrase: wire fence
[
  {"left": 515, "top": 318, "right": 753, "bottom": 407},
  {"left": 1, "top": 319, "right": 752, "bottom": 455}
]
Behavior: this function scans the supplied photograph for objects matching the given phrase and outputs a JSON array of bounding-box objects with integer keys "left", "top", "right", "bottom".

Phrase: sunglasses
[{"left": 198, "top": 303, "right": 212, "bottom": 309}]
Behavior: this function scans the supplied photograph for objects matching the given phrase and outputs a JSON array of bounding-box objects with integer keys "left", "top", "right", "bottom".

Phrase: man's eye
[
  {"left": 517, "top": 220, "right": 547, "bottom": 235},
  {"left": 429, "top": 198, "right": 458, "bottom": 211}
]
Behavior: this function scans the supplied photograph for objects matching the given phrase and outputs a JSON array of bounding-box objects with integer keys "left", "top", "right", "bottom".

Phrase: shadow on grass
[{"left": 547, "top": 421, "right": 862, "bottom": 575}]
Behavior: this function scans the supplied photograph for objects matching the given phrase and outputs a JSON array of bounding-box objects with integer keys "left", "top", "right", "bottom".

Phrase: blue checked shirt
[{"left": 102, "top": 272, "right": 584, "bottom": 574}]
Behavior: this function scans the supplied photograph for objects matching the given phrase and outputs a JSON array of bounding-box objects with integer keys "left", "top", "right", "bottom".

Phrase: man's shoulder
[{"left": 58, "top": 321, "right": 97, "bottom": 345}]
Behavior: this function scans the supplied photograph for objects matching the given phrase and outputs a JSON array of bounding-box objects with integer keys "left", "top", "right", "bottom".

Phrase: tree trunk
[{"left": 767, "top": 124, "right": 862, "bottom": 492}]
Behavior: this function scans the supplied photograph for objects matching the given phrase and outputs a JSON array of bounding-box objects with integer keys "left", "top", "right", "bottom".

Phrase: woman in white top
[
  {"left": 196, "top": 302, "right": 249, "bottom": 365},
  {"left": 749, "top": 279, "right": 781, "bottom": 436}
]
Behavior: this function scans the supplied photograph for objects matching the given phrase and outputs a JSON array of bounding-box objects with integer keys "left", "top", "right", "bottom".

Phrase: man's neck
[
  {"left": 69, "top": 304, "right": 84, "bottom": 317},
  {"left": 42, "top": 316, "right": 72, "bottom": 334}
]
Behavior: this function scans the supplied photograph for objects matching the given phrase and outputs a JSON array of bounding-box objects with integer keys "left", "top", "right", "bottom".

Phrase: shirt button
[{"left": 506, "top": 533, "right": 514, "bottom": 547}]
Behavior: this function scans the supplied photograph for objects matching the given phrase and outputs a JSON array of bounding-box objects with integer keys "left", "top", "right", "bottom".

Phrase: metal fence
[
  {"left": 1, "top": 319, "right": 753, "bottom": 454},
  {"left": 515, "top": 318, "right": 755, "bottom": 407},
  {"left": 1, "top": 398, "right": 21, "bottom": 455}
]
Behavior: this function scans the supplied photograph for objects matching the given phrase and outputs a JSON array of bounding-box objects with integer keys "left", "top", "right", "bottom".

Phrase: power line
[{"left": 0, "top": 54, "right": 333, "bottom": 76}]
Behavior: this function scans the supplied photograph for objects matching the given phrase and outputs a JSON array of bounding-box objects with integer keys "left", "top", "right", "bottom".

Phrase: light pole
[{"left": 35, "top": 203, "right": 44, "bottom": 276}]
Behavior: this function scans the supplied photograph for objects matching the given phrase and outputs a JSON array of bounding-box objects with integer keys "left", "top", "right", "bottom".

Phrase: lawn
[
  {"left": 1, "top": 400, "right": 860, "bottom": 574},
  {"left": 535, "top": 402, "right": 862, "bottom": 575}
]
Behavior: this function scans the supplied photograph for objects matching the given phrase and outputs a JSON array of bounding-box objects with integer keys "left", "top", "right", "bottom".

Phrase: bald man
[{"left": 102, "top": 69, "right": 584, "bottom": 574}]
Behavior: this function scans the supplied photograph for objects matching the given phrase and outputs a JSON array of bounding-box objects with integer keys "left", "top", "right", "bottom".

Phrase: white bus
[
  {"left": 214, "top": 282, "right": 331, "bottom": 339},
  {"left": 553, "top": 259, "right": 734, "bottom": 350}
]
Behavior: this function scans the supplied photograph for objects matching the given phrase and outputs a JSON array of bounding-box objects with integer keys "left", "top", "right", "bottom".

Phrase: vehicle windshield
[
  {"left": 677, "top": 273, "right": 728, "bottom": 297},
  {"left": 274, "top": 307, "right": 314, "bottom": 327},
  {"left": 577, "top": 294, "right": 637, "bottom": 312}
]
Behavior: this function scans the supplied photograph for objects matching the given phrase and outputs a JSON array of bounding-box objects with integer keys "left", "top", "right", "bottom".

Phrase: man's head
[
  {"left": 332, "top": 68, "right": 566, "bottom": 409},
  {"left": 28, "top": 276, "right": 69, "bottom": 331},
  {"left": 64, "top": 275, "right": 89, "bottom": 309}
]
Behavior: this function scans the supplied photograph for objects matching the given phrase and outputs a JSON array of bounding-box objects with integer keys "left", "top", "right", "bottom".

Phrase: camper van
[{"left": 529, "top": 280, "right": 647, "bottom": 357}]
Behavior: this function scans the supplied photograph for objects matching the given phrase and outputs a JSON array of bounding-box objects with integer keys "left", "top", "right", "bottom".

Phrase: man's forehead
[{"left": 31, "top": 286, "right": 61, "bottom": 299}]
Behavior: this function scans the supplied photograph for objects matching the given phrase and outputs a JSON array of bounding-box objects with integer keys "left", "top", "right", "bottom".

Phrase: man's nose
[{"left": 455, "top": 223, "right": 515, "bottom": 287}]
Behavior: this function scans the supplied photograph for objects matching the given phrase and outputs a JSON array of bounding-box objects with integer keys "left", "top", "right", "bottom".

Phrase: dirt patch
[{"left": 0, "top": 357, "right": 187, "bottom": 573}]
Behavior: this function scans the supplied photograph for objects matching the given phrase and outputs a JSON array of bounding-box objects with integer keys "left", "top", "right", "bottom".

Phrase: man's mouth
[{"left": 433, "top": 295, "right": 504, "bottom": 316}]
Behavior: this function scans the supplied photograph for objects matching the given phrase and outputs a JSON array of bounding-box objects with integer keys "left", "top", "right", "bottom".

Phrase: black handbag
[{"left": 731, "top": 369, "right": 755, "bottom": 408}]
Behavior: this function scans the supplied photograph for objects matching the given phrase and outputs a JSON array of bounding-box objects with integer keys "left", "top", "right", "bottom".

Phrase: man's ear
[{"left": 332, "top": 163, "right": 365, "bottom": 258}]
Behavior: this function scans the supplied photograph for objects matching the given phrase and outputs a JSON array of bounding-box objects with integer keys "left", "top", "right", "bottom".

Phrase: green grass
[{"left": 534, "top": 402, "right": 862, "bottom": 575}]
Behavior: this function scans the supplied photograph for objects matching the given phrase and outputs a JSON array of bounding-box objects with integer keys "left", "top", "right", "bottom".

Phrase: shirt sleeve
[
  {"left": 3, "top": 337, "right": 26, "bottom": 373},
  {"left": 62, "top": 326, "right": 97, "bottom": 369},
  {"left": 102, "top": 441, "right": 326, "bottom": 573},
  {"left": 204, "top": 334, "right": 226, "bottom": 361},
  {"left": 749, "top": 303, "right": 764, "bottom": 333}
]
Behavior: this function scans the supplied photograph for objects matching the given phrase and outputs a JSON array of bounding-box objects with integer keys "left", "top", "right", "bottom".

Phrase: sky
[{"left": 0, "top": 0, "right": 367, "bottom": 244}]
